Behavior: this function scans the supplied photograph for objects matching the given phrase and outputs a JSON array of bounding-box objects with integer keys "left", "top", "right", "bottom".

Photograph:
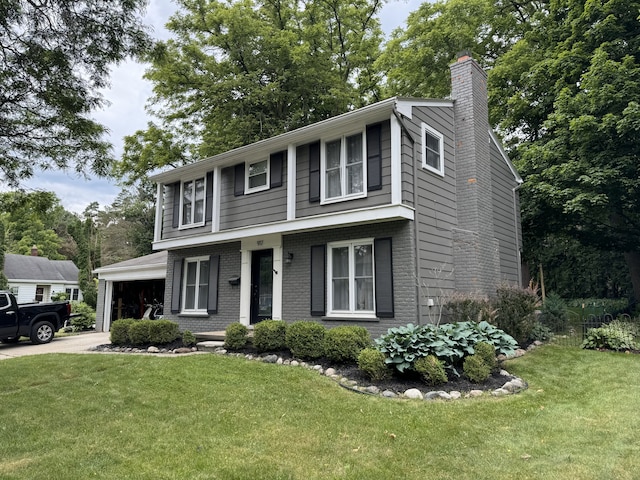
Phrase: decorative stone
[
  {"left": 425, "top": 391, "right": 450, "bottom": 401},
  {"left": 502, "top": 378, "right": 527, "bottom": 392},
  {"left": 449, "top": 391, "right": 462, "bottom": 400},
  {"left": 215, "top": 349, "right": 227, "bottom": 355},
  {"left": 404, "top": 388, "right": 424, "bottom": 400},
  {"left": 382, "top": 390, "right": 397, "bottom": 398},
  {"left": 467, "top": 390, "right": 484, "bottom": 398},
  {"left": 313, "top": 365, "right": 323, "bottom": 371},
  {"left": 290, "top": 360, "right": 299, "bottom": 367},
  {"left": 147, "top": 346, "right": 160, "bottom": 353},
  {"left": 492, "top": 388, "right": 510, "bottom": 396},
  {"left": 276, "top": 358, "right": 284, "bottom": 365},
  {"left": 365, "top": 385, "right": 380, "bottom": 395},
  {"left": 325, "top": 368, "right": 337, "bottom": 377},
  {"left": 174, "top": 347, "right": 192, "bottom": 354},
  {"left": 499, "top": 369, "right": 511, "bottom": 377},
  {"left": 263, "top": 354, "right": 279, "bottom": 364}
]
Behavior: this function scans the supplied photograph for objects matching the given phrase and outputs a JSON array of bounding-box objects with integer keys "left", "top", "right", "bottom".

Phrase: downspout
[
  {"left": 392, "top": 110, "right": 422, "bottom": 324},
  {"left": 512, "top": 182, "right": 523, "bottom": 287}
]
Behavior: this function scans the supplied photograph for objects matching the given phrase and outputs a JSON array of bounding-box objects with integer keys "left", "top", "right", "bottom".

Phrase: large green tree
[
  {"left": 490, "top": 0, "right": 640, "bottom": 301},
  {"left": 0, "top": 0, "right": 151, "bottom": 186},
  {"left": 115, "top": 0, "right": 385, "bottom": 182}
]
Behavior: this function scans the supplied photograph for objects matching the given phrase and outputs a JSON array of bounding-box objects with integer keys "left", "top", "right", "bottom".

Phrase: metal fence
[{"left": 545, "top": 312, "right": 640, "bottom": 348}]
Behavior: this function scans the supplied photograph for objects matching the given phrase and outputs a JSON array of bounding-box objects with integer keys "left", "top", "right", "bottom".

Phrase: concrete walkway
[{"left": 0, "top": 331, "right": 111, "bottom": 360}]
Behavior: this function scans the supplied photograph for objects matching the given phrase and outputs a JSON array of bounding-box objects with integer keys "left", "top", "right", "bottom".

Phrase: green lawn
[{"left": 1, "top": 346, "right": 639, "bottom": 479}]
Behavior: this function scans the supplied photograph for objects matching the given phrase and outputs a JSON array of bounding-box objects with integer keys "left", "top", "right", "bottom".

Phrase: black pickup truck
[{"left": 0, "top": 291, "right": 71, "bottom": 344}]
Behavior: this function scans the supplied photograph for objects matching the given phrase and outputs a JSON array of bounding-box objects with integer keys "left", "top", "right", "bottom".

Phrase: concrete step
[{"left": 196, "top": 340, "right": 225, "bottom": 352}]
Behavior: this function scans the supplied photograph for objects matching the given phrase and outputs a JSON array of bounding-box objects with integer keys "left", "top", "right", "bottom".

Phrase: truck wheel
[
  {"left": 0, "top": 337, "right": 20, "bottom": 344},
  {"left": 30, "top": 321, "right": 55, "bottom": 344}
]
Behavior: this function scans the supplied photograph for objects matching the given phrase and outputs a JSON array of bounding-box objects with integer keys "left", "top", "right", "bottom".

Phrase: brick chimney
[
  {"left": 450, "top": 53, "right": 500, "bottom": 296},
  {"left": 31, "top": 245, "right": 38, "bottom": 256}
]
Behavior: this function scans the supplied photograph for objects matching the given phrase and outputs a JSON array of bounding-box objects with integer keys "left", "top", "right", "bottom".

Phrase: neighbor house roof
[{"left": 4, "top": 253, "right": 79, "bottom": 283}]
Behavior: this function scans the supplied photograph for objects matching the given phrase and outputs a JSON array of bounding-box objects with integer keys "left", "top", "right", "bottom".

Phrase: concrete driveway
[{"left": 0, "top": 332, "right": 111, "bottom": 360}]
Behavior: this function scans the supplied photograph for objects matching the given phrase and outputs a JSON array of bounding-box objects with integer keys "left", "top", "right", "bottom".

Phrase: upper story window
[
  {"left": 322, "top": 131, "right": 366, "bottom": 203},
  {"left": 181, "top": 177, "right": 206, "bottom": 227},
  {"left": 422, "top": 123, "right": 445, "bottom": 176},
  {"left": 327, "top": 239, "right": 375, "bottom": 317},
  {"left": 182, "top": 256, "right": 209, "bottom": 312},
  {"left": 246, "top": 159, "right": 269, "bottom": 193}
]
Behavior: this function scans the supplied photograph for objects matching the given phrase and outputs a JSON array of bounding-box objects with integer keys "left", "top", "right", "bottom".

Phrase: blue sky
[{"left": 15, "top": 0, "right": 422, "bottom": 214}]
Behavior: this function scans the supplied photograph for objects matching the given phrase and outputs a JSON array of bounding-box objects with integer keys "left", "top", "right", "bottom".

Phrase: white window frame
[
  {"left": 245, "top": 158, "right": 270, "bottom": 194},
  {"left": 181, "top": 256, "right": 210, "bottom": 313},
  {"left": 320, "top": 130, "right": 367, "bottom": 204},
  {"left": 326, "top": 239, "right": 376, "bottom": 318},
  {"left": 421, "top": 123, "right": 445, "bottom": 176},
  {"left": 179, "top": 176, "right": 206, "bottom": 228},
  {"left": 65, "top": 287, "right": 80, "bottom": 301}
]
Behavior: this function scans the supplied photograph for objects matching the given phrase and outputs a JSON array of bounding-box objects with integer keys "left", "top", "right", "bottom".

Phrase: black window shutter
[
  {"left": 234, "top": 163, "right": 245, "bottom": 196},
  {"left": 367, "top": 123, "right": 382, "bottom": 191},
  {"left": 171, "top": 259, "right": 183, "bottom": 313},
  {"left": 207, "top": 255, "right": 220, "bottom": 314},
  {"left": 205, "top": 171, "right": 214, "bottom": 222},
  {"left": 270, "top": 151, "right": 284, "bottom": 188},
  {"left": 308, "top": 141, "right": 320, "bottom": 203},
  {"left": 172, "top": 182, "right": 181, "bottom": 228},
  {"left": 374, "top": 238, "right": 394, "bottom": 318},
  {"left": 310, "top": 245, "right": 326, "bottom": 316}
]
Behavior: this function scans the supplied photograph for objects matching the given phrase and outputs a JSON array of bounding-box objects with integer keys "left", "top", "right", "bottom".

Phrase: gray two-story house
[{"left": 139, "top": 55, "right": 522, "bottom": 337}]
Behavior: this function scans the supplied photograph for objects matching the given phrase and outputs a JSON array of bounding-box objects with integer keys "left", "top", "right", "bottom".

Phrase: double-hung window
[
  {"left": 246, "top": 159, "right": 269, "bottom": 193},
  {"left": 421, "top": 123, "right": 445, "bottom": 176},
  {"left": 181, "top": 177, "right": 206, "bottom": 227},
  {"left": 322, "top": 132, "right": 366, "bottom": 203},
  {"left": 182, "top": 257, "right": 209, "bottom": 312},
  {"left": 328, "top": 240, "right": 375, "bottom": 316}
]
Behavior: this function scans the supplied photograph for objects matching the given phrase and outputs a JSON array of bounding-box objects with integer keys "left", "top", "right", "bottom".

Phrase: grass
[{"left": 1, "top": 346, "right": 639, "bottom": 479}]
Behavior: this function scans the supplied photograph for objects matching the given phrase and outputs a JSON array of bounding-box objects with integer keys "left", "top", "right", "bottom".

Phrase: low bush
[
  {"left": 530, "top": 322, "right": 553, "bottom": 342},
  {"left": 148, "top": 320, "right": 180, "bottom": 345},
  {"left": 253, "top": 320, "right": 287, "bottom": 352},
  {"left": 540, "top": 293, "right": 569, "bottom": 331},
  {"left": 323, "top": 326, "right": 371, "bottom": 363},
  {"left": 473, "top": 341, "right": 497, "bottom": 371},
  {"left": 129, "top": 320, "right": 152, "bottom": 345},
  {"left": 357, "top": 348, "right": 390, "bottom": 381},
  {"left": 70, "top": 301, "right": 96, "bottom": 330},
  {"left": 582, "top": 322, "right": 639, "bottom": 351},
  {"left": 225, "top": 323, "right": 249, "bottom": 350},
  {"left": 463, "top": 354, "right": 491, "bottom": 383},
  {"left": 181, "top": 330, "right": 197, "bottom": 347},
  {"left": 492, "top": 284, "right": 539, "bottom": 344},
  {"left": 445, "top": 292, "right": 494, "bottom": 323},
  {"left": 285, "top": 321, "right": 326, "bottom": 360},
  {"left": 414, "top": 355, "right": 448, "bottom": 385},
  {"left": 110, "top": 319, "right": 136, "bottom": 346}
]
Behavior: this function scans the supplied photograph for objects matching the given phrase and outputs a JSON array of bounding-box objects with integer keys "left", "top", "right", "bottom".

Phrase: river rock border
[{"left": 90, "top": 341, "right": 539, "bottom": 401}]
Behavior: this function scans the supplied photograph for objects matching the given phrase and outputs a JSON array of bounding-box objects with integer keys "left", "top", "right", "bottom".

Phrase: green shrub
[
  {"left": 182, "top": 330, "right": 197, "bottom": 347},
  {"left": 70, "top": 301, "right": 96, "bottom": 331},
  {"left": 414, "top": 355, "right": 448, "bottom": 385},
  {"left": 148, "top": 320, "right": 180, "bottom": 345},
  {"left": 110, "top": 319, "right": 136, "bottom": 346},
  {"left": 463, "top": 354, "right": 491, "bottom": 383},
  {"left": 224, "top": 323, "right": 249, "bottom": 350},
  {"left": 129, "top": 320, "right": 152, "bottom": 345},
  {"left": 473, "top": 341, "right": 497, "bottom": 371},
  {"left": 540, "top": 293, "right": 569, "bottom": 331},
  {"left": 323, "top": 326, "right": 371, "bottom": 363},
  {"left": 492, "top": 284, "right": 539, "bottom": 344},
  {"left": 285, "top": 321, "right": 326, "bottom": 360},
  {"left": 253, "top": 320, "right": 287, "bottom": 352},
  {"left": 530, "top": 322, "right": 553, "bottom": 342},
  {"left": 357, "top": 348, "right": 390, "bottom": 381},
  {"left": 582, "top": 322, "right": 639, "bottom": 351},
  {"left": 445, "top": 292, "right": 495, "bottom": 323}
]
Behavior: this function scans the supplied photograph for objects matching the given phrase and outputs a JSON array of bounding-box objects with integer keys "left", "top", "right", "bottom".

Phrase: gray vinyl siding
[
  {"left": 490, "top": 142, "right": 521, "bottom": 284},
  {"left": 219, "top": 163, "right": 288, "bottom": 230},
  {"left": 281, "top": 220, "right": 417, "bottom": 338},
  {"left": 295, "top": 120, "right": 392, "bottom": 218},
  {"left": 163, "top": 242, "right": 242, "bottom": 332},
  {"left": 402, "top": 106, "right": 457, "bottom": 317},
  {"left": 401, "top": 129, "right": 415, "bottom": 207}
]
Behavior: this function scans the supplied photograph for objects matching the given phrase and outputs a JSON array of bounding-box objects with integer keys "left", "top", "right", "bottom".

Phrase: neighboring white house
[{"left": 3, "top": 252, "right": 82, "bottom": 303}]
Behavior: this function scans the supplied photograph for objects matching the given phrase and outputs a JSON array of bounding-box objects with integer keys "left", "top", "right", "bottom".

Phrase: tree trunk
[{"left": 624, "top": 251, "right": 640, "bottom": 304}]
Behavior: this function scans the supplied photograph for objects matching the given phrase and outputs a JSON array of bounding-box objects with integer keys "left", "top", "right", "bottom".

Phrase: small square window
[
  {"left": 421, "top": 124, "right": 445, "bottom": 176},
  {"left": 246, "top": 159, "right": 269, "bottom": 193}
]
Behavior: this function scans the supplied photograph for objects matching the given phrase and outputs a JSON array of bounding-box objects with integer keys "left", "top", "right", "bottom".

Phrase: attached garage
[{"left": 94, "top": 251, "right": 167, "bottom": 332}]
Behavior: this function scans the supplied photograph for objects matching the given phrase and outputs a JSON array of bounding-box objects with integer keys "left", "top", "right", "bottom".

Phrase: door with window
[{"left": 250, "top": 250, "right": 273, "bottom": 324}]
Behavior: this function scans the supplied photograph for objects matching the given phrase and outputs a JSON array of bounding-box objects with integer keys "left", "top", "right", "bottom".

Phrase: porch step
[{"left": 196, "top": 340, "right": 225, "bottom": 352}]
